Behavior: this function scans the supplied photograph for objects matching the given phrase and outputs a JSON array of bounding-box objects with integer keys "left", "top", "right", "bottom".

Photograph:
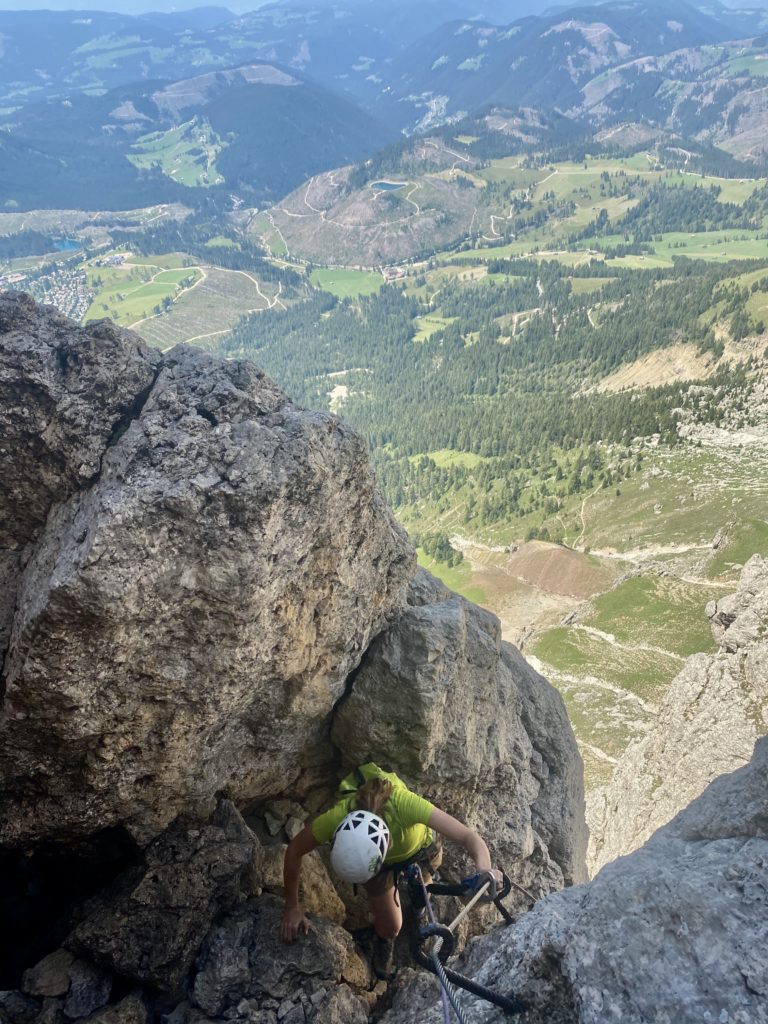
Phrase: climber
[{"left": 279, "top": 763, "right": 502, "bottom": 979}]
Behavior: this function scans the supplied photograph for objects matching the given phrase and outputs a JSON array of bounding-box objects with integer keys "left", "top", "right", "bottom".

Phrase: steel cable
[{"left": 410, "top": 864, "right": 469, "bottom": 1024}]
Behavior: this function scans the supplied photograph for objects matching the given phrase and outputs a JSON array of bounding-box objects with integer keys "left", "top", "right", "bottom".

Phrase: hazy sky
[
  {"left": 0, "top": 1, "right": 271, "bottom": 11},
  {"left": 0, "top": 0, "right": 764, "bottom": 14}
]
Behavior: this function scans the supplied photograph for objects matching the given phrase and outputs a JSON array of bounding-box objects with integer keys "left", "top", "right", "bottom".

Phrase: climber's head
[{"left": 330, "top": 809, "right": 390, "bottom": 883}]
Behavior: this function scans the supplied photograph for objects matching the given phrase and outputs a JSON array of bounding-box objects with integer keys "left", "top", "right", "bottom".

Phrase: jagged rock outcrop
[
  {"left": 186, "top": 895, "right": 371, "bottom": 1023},
  {"left": 380, "top": 738, "right": 768, "bottom": 1024},
  {"left": 708, "top": 554, "right": 768, "bottom": 653},
  {"left": 0, "top": 293, "right": 161, "bottom": 666},
  {"left": 588, "top": 555, "right": 768, "bottom": 872},
  {"left": 0, "top": 292, "right": 414, "bottom": 847},
  {"left": 0, "top": 293, "right": 160, "bottom": 550},
  {"left": 333, "top": 570, "right": 588, "bottom": 894}
]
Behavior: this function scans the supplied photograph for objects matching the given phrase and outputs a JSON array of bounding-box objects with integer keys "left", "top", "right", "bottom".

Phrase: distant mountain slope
[
  {"left": 0, "top": 10, "right": 197, "bottom": 106},
  {"left": 578, "top": 36, "right": 768, "bottom": 160},
  {"left": 2, "top": 0, "right": 764, "bottom": 124},
  {"left": 255, "top": 109, "right": 586, "bottom": 265},
  {"left": 1, "top": 63, "right": 390, "bottom": 210},
  {"left": 0, "top": 0, "right": 567, "bottom": 115},
  {"left": 372, "top": 0, "right": 743, "bottom": 127}
]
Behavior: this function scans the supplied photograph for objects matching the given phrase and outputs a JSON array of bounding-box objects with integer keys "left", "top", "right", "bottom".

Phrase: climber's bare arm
[
  {"left": 428, "top": 807, "right": 502, "bottom": 885},
  {"left": 280, "top": 824, "right": 319, "bottom": 943}
]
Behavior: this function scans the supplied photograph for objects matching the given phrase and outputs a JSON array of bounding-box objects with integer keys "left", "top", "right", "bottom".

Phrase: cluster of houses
[
  {"left": 93, "top": 253, "right": 128, "bottom": 268},
  {"left": 382, "top": 266, "right": 406, "bottom": 282},
  {"left": 0, "top": 272, "right": 27, "bottom": 287},
  {"left": 10, "top": 268, "right": 94, "bottom": 322}
]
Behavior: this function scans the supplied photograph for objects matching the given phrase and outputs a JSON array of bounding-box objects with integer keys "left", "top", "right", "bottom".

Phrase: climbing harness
[{"left": 404, "top": 864, "right": 529, "bottom": 1020}]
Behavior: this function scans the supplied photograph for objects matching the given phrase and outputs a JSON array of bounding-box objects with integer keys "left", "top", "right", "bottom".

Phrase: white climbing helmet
[{"left": 330, "top": 810, "right": 390, "bottom": 883}]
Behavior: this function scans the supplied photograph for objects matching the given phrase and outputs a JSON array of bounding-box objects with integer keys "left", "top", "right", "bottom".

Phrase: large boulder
[
  {"left": 589, "top": 556, "right": 768, "bottom": 872},
  {"left": 0, "top": 295, "right": 414, "bottom": 847},
  {"left": 332, "top": 571, "right": 588, "bottom": 895},
  {"left": 379, "top": 738, "right": 768, "bottom": 1024}
]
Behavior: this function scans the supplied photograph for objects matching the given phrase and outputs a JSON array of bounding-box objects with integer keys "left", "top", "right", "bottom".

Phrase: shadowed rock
[{"left": 65, "top": 800, "right": 258, "bottom": 997}]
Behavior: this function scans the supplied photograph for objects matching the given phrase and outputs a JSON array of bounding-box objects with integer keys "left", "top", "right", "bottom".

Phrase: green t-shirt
[{"left": 311, "top": 764, "right": 434, "bottom": 865}]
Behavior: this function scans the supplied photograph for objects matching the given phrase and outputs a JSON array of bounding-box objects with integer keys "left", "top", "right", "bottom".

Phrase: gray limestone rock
[
  {"left": 80, "top": 994, "right": 147, "bottom": 1024},
  {"left": 61, "top": 960, "right": 111, "bottom": 1020},
  {"left": 190, "top": 895, "right": 370, "bottom": 1019},
  {"left": 66, "top": 801, "right": 258, "bottom": 997},
  {"left": 332, "top": 570, "right": 588, "bottom": 894},
  {"left": 0, "top": 293, "right": 160, "bottom": 728},
  {"left": 0, "top": 291, "right": 160, "bottom": 549},
  {"left": 22, "top": 951, "right": 76, "bottom": 999},
  {"left": 35, "top": 998, "right": 64, "bottom": 1024},
  {"left": 0, "top": 991, "right": 41, "bottom": 1024},
  {"left": 0, "top": 302, "right": 414, "bottom": 846},
  {"left": 379, "top": 739, "right": 768, "bottom": 1024},
  {"left": 708, "top": 555, "right": 768, "bottom": 651},
  {"left": 311, "top": 985, "right": 368, "bottom": 1024},
  {"left": 260, "top": 846, "right": 346, "bottom": 925},
  {"left": 589, "top": 557, "right": 768, "bottom": 872}
]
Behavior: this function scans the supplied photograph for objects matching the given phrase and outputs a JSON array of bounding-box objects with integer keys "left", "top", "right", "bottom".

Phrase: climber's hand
[
  {"left": 280, "top": 906, "right": 310, "bottom": 943},
  {"left": 462, "top": 869, "right": 504, "bottom": 901}
]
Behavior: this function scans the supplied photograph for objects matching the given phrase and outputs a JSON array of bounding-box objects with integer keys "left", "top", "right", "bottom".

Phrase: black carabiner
[{"left": 413, "top": 922, "right": 455, "bottom": 967}]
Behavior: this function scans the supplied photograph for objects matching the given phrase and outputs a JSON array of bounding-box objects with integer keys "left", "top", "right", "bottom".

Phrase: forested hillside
[{"left": 218, "top": 256, "right": 764, "bottom": 537}]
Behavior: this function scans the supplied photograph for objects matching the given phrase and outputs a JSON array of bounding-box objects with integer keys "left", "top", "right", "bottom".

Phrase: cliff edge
[{"left": 589, "top": 554, "right": 768, "bottom": 873}]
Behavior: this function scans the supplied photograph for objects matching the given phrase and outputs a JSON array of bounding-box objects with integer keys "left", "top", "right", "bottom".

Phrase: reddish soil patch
[
  {"left": 472, "top": 567, "right": 575, "bottom": 643},
  {"left": 506, "top": 542, "right": 618, "bottom": 599}
]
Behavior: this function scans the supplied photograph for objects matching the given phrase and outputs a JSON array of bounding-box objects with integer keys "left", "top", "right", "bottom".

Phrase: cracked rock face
[
  {"left": 0, "top": 294, "right": 414, "bottom": 846},
  {"left": 589, "top": 555, "right": 768, "bottom": 872},
  {"left": 380, "top": 739, "right": 768, "bottom": 1024},
  {"left": 0, "top": 292, "right": 160, "bottom": 550},
  {"left": 332, "top": 570, "right": 588, "bottom": 899},
  {"left": 188, "top": 895, "right": 370, "bottom": 1023}
]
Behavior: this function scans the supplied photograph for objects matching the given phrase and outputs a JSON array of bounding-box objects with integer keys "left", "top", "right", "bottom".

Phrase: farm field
[
  {"left": 413, "top": 314, "right": 456, "bottom": 342},
  {"left": 84, "top": 261, "right": 201, "bottom": 326},
  {"left": 127, "top": 119, "right": 226, "bottom": 188},
  {"left": 309, "top": 267, "right": 383, "bottom": 298},
  {"left": 132, "top": 265, "right": 280, "bottom": 349}
]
